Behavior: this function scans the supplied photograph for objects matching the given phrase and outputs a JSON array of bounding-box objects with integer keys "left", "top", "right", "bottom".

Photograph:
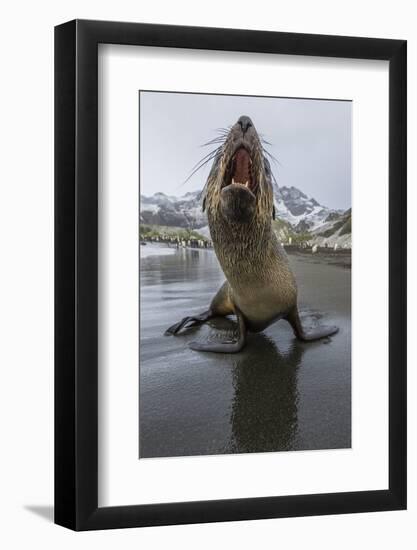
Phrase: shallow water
[{"left": 139, "top": 244, "right": 351, "bottom": 458}]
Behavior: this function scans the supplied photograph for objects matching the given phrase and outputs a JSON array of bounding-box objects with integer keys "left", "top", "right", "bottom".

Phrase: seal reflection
[{"left": 229, "top": 334, "right": 303, "bottom": 453}]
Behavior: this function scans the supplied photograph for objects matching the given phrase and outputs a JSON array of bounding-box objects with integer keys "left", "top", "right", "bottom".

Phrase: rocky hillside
[
  {"left": 309, "top": 208, "right": 352, "bottom": 248},
  {"left": 140, "top": 191, "right": 206, "bottom": 228},
  {"left": 274, "top": 185, "right": 338, "bottom": 232}
]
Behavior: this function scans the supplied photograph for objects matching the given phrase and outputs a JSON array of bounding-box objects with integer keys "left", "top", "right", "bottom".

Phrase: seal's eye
[{"left": 264, "top": 158, "right": 271, "bottom": 175}]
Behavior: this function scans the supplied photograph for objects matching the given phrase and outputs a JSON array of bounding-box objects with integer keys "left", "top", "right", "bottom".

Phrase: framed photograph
[{"left": 55, "top": 19, "right": 406, "bottom": 530}]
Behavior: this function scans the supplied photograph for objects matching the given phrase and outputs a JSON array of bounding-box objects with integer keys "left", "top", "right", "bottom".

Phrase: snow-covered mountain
[
  {"left": 273, "top": 186, "right": 341, "bottom": 232},
  {"left": 309, "top": 208, "right": 352, "bottom": 248},
  {"left": 140, "top": 191, "right": 206, "bottom": 228},
  {"left": 140, "top": 183, "right": 350, "bottom": 246}
]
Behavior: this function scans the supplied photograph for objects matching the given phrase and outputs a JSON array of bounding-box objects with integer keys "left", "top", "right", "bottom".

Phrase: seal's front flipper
[
  {"left": 296, "top": 325, "right": 339, "bottom": 341},
  {"left": 165, "top": 310, "right": 213, "bottom": 336},
  {"left": 189, "top": 308, "right": 247, "bottom": 354},
  {"left": 287, "top": 307, "right": 339, "bottom": 342}
]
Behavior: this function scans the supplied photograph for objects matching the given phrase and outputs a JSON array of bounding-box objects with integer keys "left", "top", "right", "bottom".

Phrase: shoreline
[
  {"left": 139, "top": 242, "right": 351, "bottom": 457},
  {"left": 285, "top": 248, "right": 351, "bottom": 269},
  {"left": 140, "top": 241, "right": 351, "bottom": 268}
]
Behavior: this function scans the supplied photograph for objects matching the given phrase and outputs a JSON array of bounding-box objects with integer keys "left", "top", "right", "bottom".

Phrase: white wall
[{"left": 0, "top": 0, "right": 415, "bottom": 548}]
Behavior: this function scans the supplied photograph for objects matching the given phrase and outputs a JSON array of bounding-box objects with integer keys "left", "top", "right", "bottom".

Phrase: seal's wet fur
[{"left": 166, "top": 116, "right": 339, "bottom": 352}]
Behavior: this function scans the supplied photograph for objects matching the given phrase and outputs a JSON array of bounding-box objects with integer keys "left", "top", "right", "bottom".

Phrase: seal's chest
[{"left": 232, "top": 283, "right": 294, "bottom": 327}]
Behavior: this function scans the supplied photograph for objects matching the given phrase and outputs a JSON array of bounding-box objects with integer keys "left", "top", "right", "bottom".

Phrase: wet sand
[{"left": 139, "top": 244, "right": 351, "bottom": 458}]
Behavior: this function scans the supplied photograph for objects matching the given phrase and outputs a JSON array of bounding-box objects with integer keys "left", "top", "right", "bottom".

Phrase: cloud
[{"left": 140, "top": 91, "right": 351, "bottom": 210}]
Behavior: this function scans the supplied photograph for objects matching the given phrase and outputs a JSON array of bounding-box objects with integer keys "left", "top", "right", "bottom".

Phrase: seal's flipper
[
  {"left": 165, "top": 281, "right": 234, "bottom": 337},
  {"left": 287, "top": 307, "right": 339, "bottom": 342},
  {"left": 188, "top": 308, "right": 247, "bottom": 353},
  {"left": 165, "top": 310, "right": 213, "bottom": 336},
  {"left": 295, "top": 325, "right": 339, "bottom": 341},
  {"left": 188, "top": 338, "right": 245, "bottom": 353}
]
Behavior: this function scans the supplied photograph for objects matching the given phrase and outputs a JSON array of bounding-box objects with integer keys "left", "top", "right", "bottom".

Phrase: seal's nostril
[{"left": 238, "top": 115, "right": 253, "bottom": 134}]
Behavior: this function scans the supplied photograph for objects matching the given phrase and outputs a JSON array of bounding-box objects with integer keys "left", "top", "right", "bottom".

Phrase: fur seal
[{"left": 165, "top": 115, "right": 339, "bottom": 352}]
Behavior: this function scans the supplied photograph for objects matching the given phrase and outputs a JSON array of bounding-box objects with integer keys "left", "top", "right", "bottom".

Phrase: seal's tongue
[{"left": 233, "top": 148, "right": 251, "bottom": 186}]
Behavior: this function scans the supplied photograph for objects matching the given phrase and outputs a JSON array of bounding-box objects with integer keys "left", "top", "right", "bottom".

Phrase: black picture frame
[{"left": 55, "top": 19, "right": 407, "bottom": 531}]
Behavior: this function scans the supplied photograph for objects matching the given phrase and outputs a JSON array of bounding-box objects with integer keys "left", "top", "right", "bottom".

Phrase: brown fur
[
  {"left": 166, "top": 116, "right": 338, "bottom": 349},
  {"left": 204, "top": 119, "right": 297, "bottom": 331}
]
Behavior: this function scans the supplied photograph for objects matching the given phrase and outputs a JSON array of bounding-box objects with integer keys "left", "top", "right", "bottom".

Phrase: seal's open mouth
[{"left": 224, "top": 147, "right": 257, "bottom": 194}]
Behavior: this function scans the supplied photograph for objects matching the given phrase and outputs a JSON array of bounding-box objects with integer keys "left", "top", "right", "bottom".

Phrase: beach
[{"left": 139, "top": 243, "right": 351, "bottom": 458}]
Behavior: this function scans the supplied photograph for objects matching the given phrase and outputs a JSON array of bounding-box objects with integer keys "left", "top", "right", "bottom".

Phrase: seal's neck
[{"left": 208, "top": 214, "right": 273, "bottom": 281}]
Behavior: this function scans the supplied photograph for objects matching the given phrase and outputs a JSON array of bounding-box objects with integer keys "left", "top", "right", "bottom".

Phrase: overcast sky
[{"left": 140, "top": 91, "right": 351, "bottom": 210}]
